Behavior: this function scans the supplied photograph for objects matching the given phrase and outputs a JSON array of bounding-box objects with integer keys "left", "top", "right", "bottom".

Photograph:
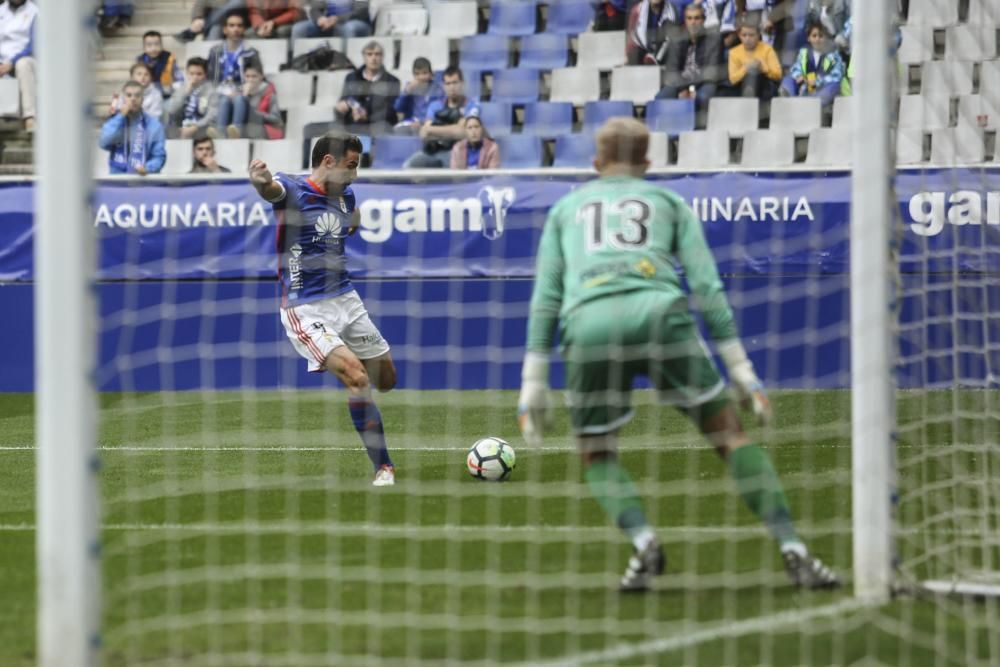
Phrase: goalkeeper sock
[
  {"left": 728, "top": 444, "right": 800, "bottom": 547},
  {"left": 348, "top": 395, "right": 393, "bottom": 471},
  {"left": 584, "top": 458, "right": 650, "bottom": 543}
]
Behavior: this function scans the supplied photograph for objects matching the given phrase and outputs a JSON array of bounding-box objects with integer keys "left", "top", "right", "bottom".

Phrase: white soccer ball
[{"left": 466, "top": 437, "right": 516, "bottom": 481}]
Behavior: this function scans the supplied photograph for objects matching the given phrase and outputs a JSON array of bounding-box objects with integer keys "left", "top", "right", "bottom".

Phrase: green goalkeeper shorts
[{"left": 560, "top": 291, "right": 728, "bottom": 435}]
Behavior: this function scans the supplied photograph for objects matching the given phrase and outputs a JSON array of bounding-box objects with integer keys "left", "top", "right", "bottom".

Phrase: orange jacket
[
  {"left": 247, "top": 0, "right": 302, "bottom": 28},
  {"left": 728, "top": 41, "right": 783, "bottom": 84}
]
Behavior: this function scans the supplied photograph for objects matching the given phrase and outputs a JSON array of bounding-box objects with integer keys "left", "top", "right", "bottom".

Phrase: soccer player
[
  {"left": 249, "top": 132, "right": 397, "bottom": 487},
  {"left": 517, "top": 117, "right": 840, "bottom": 591}
]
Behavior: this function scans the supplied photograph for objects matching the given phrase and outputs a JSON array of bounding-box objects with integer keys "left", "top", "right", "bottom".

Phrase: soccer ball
[{"left": 466, "top": 437, "right": 516, "bottom": 481}]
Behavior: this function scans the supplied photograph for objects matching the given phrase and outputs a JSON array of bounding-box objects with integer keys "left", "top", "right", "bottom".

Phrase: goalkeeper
[{"left": 518, "top": 117, "right": 840, "bottom": 592}]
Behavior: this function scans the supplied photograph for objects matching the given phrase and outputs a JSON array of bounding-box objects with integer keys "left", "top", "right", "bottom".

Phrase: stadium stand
[
  {"left": 543, "top": 0, "right": 595, "bottom": 35},
  {"left": 968, "top": 0, "right": 1000, "bottom": 24},
  {"left": 768, "top": 97, "right": 822, "bottom": 135},
  {"left": 957, "top": 95, "right": 1000, "bottom": 130},
  {"left": 522, "top": 101, "right": 574, "bottom": 137},
  {"left": 371, "top": 134, "right": 423, "bottom": 168},
  {"left": 427, "top": 0, "right": 479, "bottom": 37},
  {"left": 831, "top": 96, "right": 852, "bottom": 129},
  {"left": 930, "top": 126, "right": 986, "bottom": 164},
  {"left": 496, "top": 135, "right": 543, "bottom": 168},
  {"left": 487, "top": 0, "right": 538, "bottom": 37},
  {"left": 552, "top": 134, "right": 596, "bottom": 168},
  {"left": 896, "top": 25, "right": 933, "bottom": 64},
  {"left": 576, "top": 31, "right": 627, "bottom": 70},
  {"left": 740, "top": 129, "right": 796, "bottom": 168},
  {"left": 895, "top": 128, "right": 926, "bottom": 165},
  {"left": 944, "top": 25, "right": 997, "bottom": 61},
  {"left": 707, "top": 98, "right": 759, "bottom": 135},
  {"left": 677, "top": 130, "right": 730, "bottom": 168},
  {"left": 212, "top": 139, "right": 252, "bottom": 172},
  {"left": 919, "top": 60, "right": 975, "bottom": 97},
  {"left": 459, "top": 34, "right": 512, "bottom": 70},
  {"left": 609, "top": 66, "right": 662, "bottom": 106},
  {"left": 644, "top": 99, "right": 696, "bottom": 136},
  {"left": 252, "top": 138, "right": 303, "bottom": 172},
  {"left": 476, "top": 102, "right": 514, "bottom": 137},
  {"left": 162, "top": 138, "right": 194, "bottom": 175},
  {"left": 398, "top": 35, "right": 451, "bottom": 72},
  {"left": 548, "top": 67, "right": 601, "bottom": 106},
  {"left": 517, "top": 33, "right": 569, "bottom": 69},
  {"left": 897, "top": 94, "right": 950, "bottom": 131},
  {"left": 906, "top": 0, "right": 960, "bottom": 26},
  {"left": 490, "top": 68, "right": 541, "bottom": 104},
  {"left": 805, "top": 127, "right": 852, "bottom": 167},
  {"left": 582, "top": 100, "right": 634, "bottom": 133}
]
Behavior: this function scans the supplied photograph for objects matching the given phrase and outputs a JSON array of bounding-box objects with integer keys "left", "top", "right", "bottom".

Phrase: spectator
[
  {"left": 728, "top": 18, "right": 781, "bottom": 100},
  {"left": 656, "top": 3, "right": 724, "bottom": 117},
  {"left": 166, "top": 57, "right": 220, "bottom": 139},
  {"left": 98, "top": 1, "right": 133, "bottom": 34},
  {"left": 334, "top": 40, "right": 400, "bottom": 135},
  {"left": 449, "top": 116, "right": 500, "bottom": 170},
  {"left": 109, "top": 63, "right": 164, "bottom": 119},
  {"left": 190, "top": 136, "right": 233, "bottom": 173},
  {"left": 393, "top": 57, "right": 444, "bottom": 133},
  {"left": 176, "top": 0, "right": 248, "bottom": 42},
  {"left": 805, "top": 0, "right": 849, "bottom": 52},
  {"left": 404, "top": 66, "right": 480, "bottom": 169},
  {"left": 246, "top": 0, "right": 302, "bottom": 39},
  {"left": 595, "top": 1, "right": 631, "bottom": 31},
  {"left": 697, "top": 0, "right": 740, "bottom": 48},
  {"left": 137, "top": 31, "right": 182, "bottom": 99},
  {"left": 219, "top": 64, "right": 285, "bottom": 138},
  {"left": 0, "top": 0, "right": 37, "bottom": 132},
  {"left": 99, "top": 80, "right": 167, "bottom": 175},
  {"left": 207, "top": 12, "right": 263, "bottom": 87},
  {"left": 292, "top": 0, "right": 372, "bottom": 39},
  {"left": 626, "top": 0, "right": 678, "bottom": 65},
  {"left": 780, "top": 20, "right": 843, "bottom": 108}
]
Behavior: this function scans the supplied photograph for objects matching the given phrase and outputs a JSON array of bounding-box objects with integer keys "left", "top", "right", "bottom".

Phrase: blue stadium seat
[
  {"left": 522, "top": 102, "right": 574, "bottom": 137},
  {"left": 458, "top": 35, "right": 511, "bottom": 71},
  {"left": 487, "top": 0, "right": 538, "bottom": 36},
  {"left": 553, "top": 134, "right": 596, "bottom": 168},
  {"left": 496, "top": 135, "right": 544, "bottom": 168},
  {"left": 476, "top": 102, "right": 514, "bottom": 137},
  {"left": 518, "top": 33, "right": 569, "bottom": 69},
  {"left": 372, "top": 136, "right": 423, "bottom": 169},
  {"left": 545, "top": 0, "right": 596, "bottom": 34},
  {"left": 490, "top": 68, "right": 541, "bottom": 104},
  {"left": 582, "top": 100, "right": 634, "bottom": 133},
  {"left": 644, "top": 99, "right": 695, "bottom": 135}
]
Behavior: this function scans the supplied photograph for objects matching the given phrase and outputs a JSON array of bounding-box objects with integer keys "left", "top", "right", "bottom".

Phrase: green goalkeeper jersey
[{"left": 526, "top": 174, "right": 738, "bottom": 352}]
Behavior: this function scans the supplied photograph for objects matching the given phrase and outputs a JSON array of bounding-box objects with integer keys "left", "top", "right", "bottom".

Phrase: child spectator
[
  {"left": 137, "top": 31, "right": 182, "bottom": 99},
  {"left": 246, "top": 0, "right": 302, "bottom": 39},
  {"left": 99, "top": 80, "right": 167, "bottom": 175},
  {"left": 110, "top": 63, "right": 164, "bottom": 119},
  {"left": 626, "top": 0, "right": 678, "bottom": 65},
  {"left": 176, "top": 0, "right": 248, "bottom": 42},
  {"left": 656, "top": 3, "right": 724, "bottom": 116},
  {"left": 0, "top": 0, "right": 37, "bottom": 132},
  {"left": 449, "top": 116, "right": 500, "bottom": 170},
  {"left": 728, "top": 18, "right": 781, "bottom": 100},
  {"left": 393, "top": 57, "right": 444, "bottom": 133},
  {"left": 292, "top": 0, "right": 373, "bottom": 39},
  {"left": 166, "top": 57, "right": 220, "bottom": 139},
  {"left": 218, "top": 64, "right": 285, "bottom": 139},
  {"left": 207, "top": 12, "right": 263, "bottom": 89},
  {"left": 405, "top": 66, "right": 480, "bottom": 169},
  {"left": 780, "top": 21, "right": 844, "bottom": 108},
  {"left": 190, "top": 136, "right": 233, "bottom": 173},
  {"left": 805, "top": 0, "right": 850, "bottom": 52},
  {"left": 335, "top": 40, "right": 400, "bottom": 135}
]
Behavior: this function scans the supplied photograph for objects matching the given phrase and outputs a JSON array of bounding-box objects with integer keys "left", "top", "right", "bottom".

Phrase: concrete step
[
  {"left": 0, "top": 164, "right": 34, "bottom": 175},
  {"left": 2, "top": 144, "right": 32, "bottom": 165},
  {"left": 132, "top": 8, "right": 192, "bottom": 25}
]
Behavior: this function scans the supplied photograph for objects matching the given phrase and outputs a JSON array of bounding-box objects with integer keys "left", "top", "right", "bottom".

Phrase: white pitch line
[
  {"left": 533, "top": 597, "right": 877, "bottom": 667},
  {"left": 0, "top": 442, "right": 874, "bottom": 452}
]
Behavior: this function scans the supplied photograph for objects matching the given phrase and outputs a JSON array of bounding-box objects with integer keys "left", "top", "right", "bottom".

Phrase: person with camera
[{"left": 403, "top": 65, "right": 480, "bottom": 169}]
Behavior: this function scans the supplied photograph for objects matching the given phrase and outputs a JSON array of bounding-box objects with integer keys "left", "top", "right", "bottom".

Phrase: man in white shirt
[{"left": 0, "top": 0, "right": 38, "bottom": 132}]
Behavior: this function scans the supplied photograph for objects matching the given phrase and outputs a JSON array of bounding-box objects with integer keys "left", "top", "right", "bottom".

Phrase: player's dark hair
[
  {"left": 186, "top": 56, "right": 208, "bottom": 72},
  {"left": 142, "top": 30, "right": 162, "bottom": 41},
  {"left": 411, "top": 57, "right": 432, "bottom": 73},
  {"left": 442, "top": 65, "right": 463, "bottom": 81},
  {"left": 311, "top": 131, "right": 363, "bottom": 167}
]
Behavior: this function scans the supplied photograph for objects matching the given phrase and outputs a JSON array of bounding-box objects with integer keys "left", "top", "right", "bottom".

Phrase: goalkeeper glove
[
  {"left": 718, "top": 339, "right": 772, "bottom": 426},
  {"left": 518, "top": 352, "right": 554, "bottom": 446}
]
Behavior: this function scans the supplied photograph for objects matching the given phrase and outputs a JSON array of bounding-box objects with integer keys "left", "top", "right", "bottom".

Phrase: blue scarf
[
  {"left": 183, "top": 86, "right": 201, "bottom": 122},
  {"left": 221, "top": 45, "right": 244, "bottom": 84},
  {"left": 109, "top": 114, "right": 147, "bottom": 174}
]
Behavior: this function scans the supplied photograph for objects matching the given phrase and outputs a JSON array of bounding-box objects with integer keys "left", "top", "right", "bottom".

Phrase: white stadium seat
[
  {"left": 549, "top": 67, "right": 600, "bottom": 106},
  {"left": 286, "top": 106, "right": 336, "bottom": 136},
  {"left": 0, "top": 77, "right": 19, "bottom": 116},
  {"left": 957, "top": 95, "right": 1000, "bottom": 131},
  {"left": 896, "top": 25, "right": 934, "bottom": 65},
  {"left": 163, "top": 138, "right": 194, "bottom": 175},
  {"left": 677, "top": 130, "right": 730, "bottom": 168},
  {"left": 292, "top": 37, "right": 345, "bottom": 59},
  {"left": 741, "top": 130, "right": 795, "bottom": 168},
  {"left": 930, "top": 127, "right": 985, "bottom": 164},
  {"left": 895, "top": 128, "right": 925, "bottom": 165},
  {"left": 944, "top": 25, "right": 997, "bottom": 61},
  {"left": 314, "top": 69, "right": 352, "bottom": 105},
  {"left": 906, "top": 0, "right": 959, "bottom": 26},
  {"left": 576, "top": 31, "right": 627, "bottom": 70},
  {"left": 707, "top": 97, "right": 758, "bottom": 135},
  {"left": 252, "top": 139, "right": 303, "bottom": 173},
  {"left": 609, "top": 66, "right": 661, "bottom": 106},
  {"left": 768, "top": 97, "right": 822, "bottom": 135},
  {"left": 805, "top": 128, "right": 852, "bottom": 167},
  {"left": 399, "top": 35, "right": 451, "bottom": 72},
  {"left": 897, "top": 94, "right": 951, "bottom": 131},
  {"left": 245, "top": 39, "right": 290, "bottom": 75},
  {"left": 647, "top": 131, "right": 668, "bottom": 167},
  {"left": 271, "top": 71, "right": 314, "bottom": 107},
  {"left": 212, "top": 139, "right": 251, "bottom": 173},
  {"left": 428, "top": 0, "right": 479, "bottom": 38},
  {"left": 920, "top": 60, "right": 974, "bottom": 97}
]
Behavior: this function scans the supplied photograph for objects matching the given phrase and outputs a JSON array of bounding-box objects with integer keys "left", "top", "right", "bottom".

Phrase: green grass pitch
[{"left": 1, "top": 390, "right": 997, "bottom": 665}]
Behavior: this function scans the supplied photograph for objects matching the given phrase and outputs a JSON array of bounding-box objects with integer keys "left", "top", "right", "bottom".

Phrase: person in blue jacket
[{"left": 99, "top": 80, "right": 167, "bottom": 175}]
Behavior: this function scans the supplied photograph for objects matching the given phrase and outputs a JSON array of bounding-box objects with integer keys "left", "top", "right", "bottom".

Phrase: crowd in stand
[{"left": 1, "top": 0, "right": 909, "bottom": 174}]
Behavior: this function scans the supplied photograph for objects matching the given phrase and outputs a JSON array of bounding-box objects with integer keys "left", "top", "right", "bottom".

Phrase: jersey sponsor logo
[
  {"left": 314, "top": 211, "right": 342, "bottom": 237},
  {"left": 908, "top": 191, "right": 1000, "bottom": 237},
  {"left": 357, "top": 189, "right": 517, "bottom": 243},
  {"left": 94, "top": 202, "right": 271, "bottom": 228},
  {"left": 288, "top": 243, "right": 303, "bottom": 289}
]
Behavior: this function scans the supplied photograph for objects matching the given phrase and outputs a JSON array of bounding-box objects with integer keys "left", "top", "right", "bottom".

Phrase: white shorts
[{"left": 280, "top": 291, "right": 390, "bottom": 373}]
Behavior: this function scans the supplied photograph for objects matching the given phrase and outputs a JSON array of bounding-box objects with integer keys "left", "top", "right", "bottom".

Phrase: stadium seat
[
  {"left": 831, "top": 96, "right": 852, "bottom": 129},
  {"left": 967, "top": 0, "right": 1000, "bottom": 24},
  {"left": 544, "top": 0, "right": 595, "bottom": 34},
  {"left": 647, "top": 131, "right": 668, "bottom": 168},
  {"left": 768, "top": 97, "right": 822, "bottom": 135},
  {"left": 944, "top": 25, "right": 997, "bottom": 61},
  {"left": 740, "top": 130, "right": 795, "bottom": 168},
  {"left": 347, "top": 36, "right": 397, "bottom": 69},
  {"left": 496, "top": 135, "right": 543, "bottom": 168},
  {"left": 292, "top": 38, "right": 345, "bottom": 60},
  {"left": 576, "top": 31, "right": 627, "bottom": 70},
  {"left": 982, "top": 61, "right": 1000, "bottom": 108},
  {"left": 895, "top": 128, "right": 925, "bottom": 165},
  {"left": 487, "top": 0, "right": 538, "bottom": 36},
  {"left": 0, "top": 78, "right": 18, "bottom": 116},
  {"left": 552, "top": 134, "right": 596, "bottom": 168},
  {"left": 271, "top": 71, "right": 314, "bottom": 106},
  {"left": 490, "top": 68, "right": 541, "bottom": 104},
  {"left": 372, "top": 135, "right": 423, "bottom": 169},
  {"left": 252, "top": 139, "right": 303, "bottom": 172},
  {"left": 93, "top": 148, "right": 111, "bottom": 178},
  {"left": 644, "top": 99, "right": 695, "bottom": 135},
  {"left": 609, "top": 66, "right": 661, "bottom": 106},
  {"left": 459, "top": 35, "right": 512, "bottom": 71},
  {"left": 399, "top": 35, "right": 451, "bottom": 73},
  {"left": 805, "top": 128, "right": 852, "bottom": 167},
  {"left": 427, "top": 0, "right": 479, "bottom": 37},
  {"left": 906, "top": 0, "right": 959, "bottom": 26},
  {"left": 163, "top": 139, "right": 194, "bottom": 175},
  {"left": 517, "top": 33, "right": 569, "bottom": 69},
  {"left": 183, "top": 40, "right": 220, "bottom": 61},
  {"left": 314, "top": 70, "right": 352, "bottom": 105},
  {"left": 212, "top": 139, "right": 251, "bottom": 172},
  {"left": 930, "top": 127, "right": 985, "bottom": 164},
  {"left": 477, "top": 102, "right": 514, "bottom": 136},
  {"left": 897, "top": 26, "right": 934, "bottom": 65},
  {"left": 920, "top": 60, "right": 974, "bottom": 97},
  {"left": 522, "top": 101, "right": 574, "bottom": 136},
  {"left": 286, "top": 106, "right": 335, "bottom": 137},
  {"left": 459, "top": 69, "right": 483, "bottom": 100},
  {"left": 897, "top": 94, "right": 950, "bottom": 131},
  {"left": 549, "top": 67, "right": 600, "bottom": 106},
  {"left": 245, "top": 39, "right": 290, "bottom": 75},
  {"left": 583, "top": 100, "right": 634, "bottom": 133},
  {"left": 676, "top": 131, "right": 730, "bottom": 168},
  {"left": 373, "top": 3, "right": 428, "bottom": 35},
  {"left": 957, "top": 95, "right": 1000, "bottom": 131},
  {"left": 706, "top": 98, "right": 759, "bottom": 135}
]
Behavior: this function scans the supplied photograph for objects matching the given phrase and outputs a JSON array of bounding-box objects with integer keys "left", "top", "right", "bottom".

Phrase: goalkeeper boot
[
  {"left": 619, "top": 539, "right": 665, "bottom": 592},
  {"left": 372, "top": 464, "right": 395, "bottom": 487},
  {"left": 782, "top": 550, "right": 841, "bottom": 590}
]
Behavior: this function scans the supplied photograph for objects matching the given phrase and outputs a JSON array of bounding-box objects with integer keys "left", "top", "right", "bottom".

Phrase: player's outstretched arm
[{"left": 248, "top": 159, "right": 285, "bottom": 202}]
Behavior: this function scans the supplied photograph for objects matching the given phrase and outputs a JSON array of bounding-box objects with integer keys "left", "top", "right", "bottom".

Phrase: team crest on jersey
[
  {"left": 315, "top": 212, "right": 341, "bottom": 237},
  {"left": 338, "top": 195, "right": 348, "bottom": 213}
]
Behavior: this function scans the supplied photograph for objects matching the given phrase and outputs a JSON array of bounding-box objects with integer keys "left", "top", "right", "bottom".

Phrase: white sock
[
  {"left": 780, "top": 540, "right": 807, "bottom": 557},
  {"left": 631, "top": 528, "right": 657, "bottom": 552}
]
